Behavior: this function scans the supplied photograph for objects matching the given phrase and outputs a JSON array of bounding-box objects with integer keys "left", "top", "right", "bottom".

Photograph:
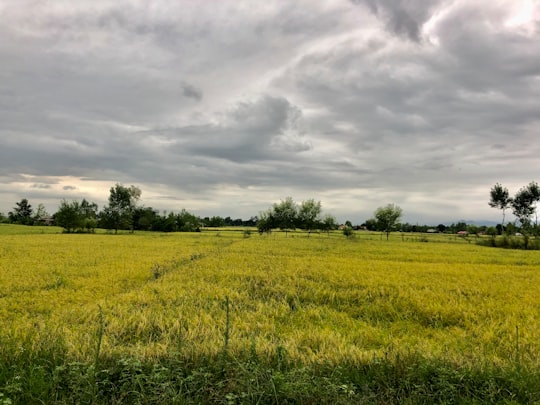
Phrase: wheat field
[{"left": 1, "top": 224, "right": 539, "bottom": 403}]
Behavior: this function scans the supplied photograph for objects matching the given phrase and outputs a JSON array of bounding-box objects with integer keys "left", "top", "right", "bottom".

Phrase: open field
[{"left": 1, "top": 224, "right": 539, "bottom": 403}]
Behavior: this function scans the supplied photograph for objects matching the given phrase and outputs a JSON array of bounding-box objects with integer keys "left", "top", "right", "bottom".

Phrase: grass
[{"left": 1, "top": 226, "right": 539, "bottom": 403}]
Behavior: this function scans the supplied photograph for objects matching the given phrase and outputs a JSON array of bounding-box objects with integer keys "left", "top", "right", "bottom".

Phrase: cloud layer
[{"left": 1, "top": 0, "right": 539, "bottom": 223}]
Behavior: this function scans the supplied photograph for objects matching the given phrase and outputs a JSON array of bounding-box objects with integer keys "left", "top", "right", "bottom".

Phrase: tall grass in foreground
[{"left": 1, "top": 227, "right": 539, "bottom": 403}]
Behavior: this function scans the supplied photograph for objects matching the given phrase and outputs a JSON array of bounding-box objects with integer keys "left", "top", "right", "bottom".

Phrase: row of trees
[
  {"left": 13, "top": 181, "right": 539, "bottom": 237},
  {"left": 3, "top": 199, "right": 50, "bottom": 226},
  {"left": 2, "top": 184, "right": 253, "bottom": 233},
  {"left": 257, "top": 197, "right": 337, "bottom": 235}
]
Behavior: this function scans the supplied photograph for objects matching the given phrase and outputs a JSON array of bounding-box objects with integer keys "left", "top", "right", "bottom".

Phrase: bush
[{"left": 478, "top": 234, "right": 540, "bottom": 250}]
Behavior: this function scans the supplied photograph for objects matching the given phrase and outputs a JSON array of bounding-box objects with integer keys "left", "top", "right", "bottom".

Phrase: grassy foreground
[{"left": 1, "top": 224, "right": 539, "bottom": 403}]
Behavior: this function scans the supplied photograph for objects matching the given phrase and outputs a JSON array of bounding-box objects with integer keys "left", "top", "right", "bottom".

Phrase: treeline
[
  {"left": 257, "top": 197, "right": 337, "bottom": 235},
  {"left": 362, "top": 221, "right": 492, "bottom": 235},
  {"left": 1, "top": 184, "right": 256, "bottom": 233},
  {"left": 6, "top": 181, "right": 538, "bottom": 238}
]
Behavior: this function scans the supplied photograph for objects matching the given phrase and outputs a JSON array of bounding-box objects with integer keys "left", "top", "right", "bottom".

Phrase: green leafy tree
[
  {"left": 100, "top": 184, "right": 141, "bottom": 233},
  {"left": 489, "top": 183, "right": 512, "bottom": 227},
  {"left": 343, "top": 225, "right": 353, "bottom": 239},
  {"left": 272, "top": 197, "right": 298, "bottom": 236},
  {"left": 55, "top": 199, "right": 98, "bottom": 233},
  {"left": 177, "top": 209, "right": 200, "bottom": 232},
  {"left": 205, "top": 216, "right": 226, "bottom": 227},
  {"left": 33, "top": 203, "right": 50, "bottom": 225},
  {"left": 297, "top": 199, "right": 322, "bottom": 236},
  {"left": 511, "top": 183, "right": 540, "bottom": 233},
  {"left": 363, "top": 218, "right": 377, "bottom": 231},
  {"left": 486, "top": 226, "right": 498, "bottom": 246},
  {"left": 8, "top": 198, "right": 33, "bottom": 225},
  {"left": 373, "top": 203, "right": 403, "bottom": 240},
  {"left": 80, "top": 199, "right": 98, "bottom": 232},
  {"left": 133, "top": 207, "right": 159, "bottom": 231},
  {"left": 55, "top": 200, "right": 85, "bottom": 233},
  {"left": 257, "top": 209, "right": 274, "bottom": 234},
  {"left": 320, "top": 214, "right": 337, "bottom": 236},
  {"left": 526, "top": 181, "right": 540, "bottom": 231}
]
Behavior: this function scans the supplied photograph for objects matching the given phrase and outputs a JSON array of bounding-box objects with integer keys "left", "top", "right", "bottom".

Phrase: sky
[{"left": 1, "top": 0, "right": 539, "bottom": 224}]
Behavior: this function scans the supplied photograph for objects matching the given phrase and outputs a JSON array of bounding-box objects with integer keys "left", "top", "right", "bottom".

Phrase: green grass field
[{"left": 1, "top": 224, "right": 539, "bottom": 403}]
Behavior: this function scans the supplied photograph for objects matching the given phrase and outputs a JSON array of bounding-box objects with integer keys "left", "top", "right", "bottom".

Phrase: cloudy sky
[{"left": 1, "top": 0, "right": 539, "bottom": 224}]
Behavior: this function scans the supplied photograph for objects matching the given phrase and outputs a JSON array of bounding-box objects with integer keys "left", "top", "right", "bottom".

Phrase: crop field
[{"left": 1, "top": 224, "right": 539, "bottom": 403}]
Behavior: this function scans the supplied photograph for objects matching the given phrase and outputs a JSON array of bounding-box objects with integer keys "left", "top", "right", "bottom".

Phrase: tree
[
  {"left": 297, "top": 199, "right": 322, "bottom": 236},
  {"left": 320, "top": 214, "right": 337, "bottom": 236},
  {"left": 363, "top": 218, "right": 377, "bottom": 231},
  {"left": 100, "top": 184, "right": 141, "bottom": 233},
  {"left": 489, "top": 183, "right": 512, "bottom": 227},
  {"left": 373, "top": 203, "right": 403, "bottom": 240},
  {"left": 33, "top": 203, "right": 50, "bottom": 225},
  {"left": 257, "top": 209, "right": 274, "bottom": 234},
  {"left": 205, "top": 216, "right": 226, "bottom": 227},
  {"left": 526, "top": 181, "right": 540, "bottom": 230},
  {"left": 511, "top": 184, "right": 537, "bottom": 232},
  {"left": 9, "top": 198, "right": 33, "bottom": 225},
  {"left": 55, "top": 200, "right": 85, "bottom": 233},
  {"left": 486, "top": 226, "right": 498, "bottom": 246},
  {"left": 55, "top": 199, "right": 98, "bottom": 233},
  {"left": 133, "top": 207, "right": 159, "bottom": 231},
  {"left": 272, "top": 197, "right": 298, "bottom": 236},
  {"left": 176, "top": 209, "right": 200, "bottom": 232},
  {"left": 80, "top": 199, "right": 98, "bottom": 232},
  {"left": 343, "top": 225, "right": 353, "bottom": 239}
]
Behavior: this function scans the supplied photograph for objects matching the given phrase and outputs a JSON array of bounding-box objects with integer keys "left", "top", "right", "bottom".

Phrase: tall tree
[
  {"left": 272, "top": 197, "right": 298, "bottom": 236},
  {"left": 33, "top": 203, "right": 50, "bottom": 224},
  {"left": 511, "top": 182, "right": 540, "bottom": 233},
  {"left": 488, "top": 183, "right": 512, "bottom": 227},
  {"left": 373, "top": 203, "right": 403, "bottom": 240},
  {"left": 297, "top": 199, "right": 322, "bottom": 236},
  {"left": 55, "top": 200, "right": 85, "bottom": 233},
  {"left": 100, "top": 184, "right": 141, "bottom": 233},
  {"left": 9, "top": 198, "right": 33, "bottom": 224},
  {"left": 526, "top": 181, "right": 540, "bottom": 229},
  {"left": 80, "top": 199, "right": 98, "bottom": 231}
]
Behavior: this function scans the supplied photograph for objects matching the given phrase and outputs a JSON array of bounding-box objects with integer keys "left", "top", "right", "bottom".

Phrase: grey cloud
[
  {"left": 31, "top": 184, "right": 52, "bottom": 189},
  {"left": 181, "top": 83, "right": 203, "bottom": 101},
  {"left": 351, "top": 0, "right": 442, "bottom": 41},
  {"left": 0, "top": 1, "right": 538, "bottom": 223},
  {"left": 151, "top": 95, "right": 312, "bottom": 163}
]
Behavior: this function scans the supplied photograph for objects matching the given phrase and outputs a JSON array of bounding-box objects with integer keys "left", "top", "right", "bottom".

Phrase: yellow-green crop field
[{"left": 1, "top": 223, "right": 540, "bottom": 403}]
